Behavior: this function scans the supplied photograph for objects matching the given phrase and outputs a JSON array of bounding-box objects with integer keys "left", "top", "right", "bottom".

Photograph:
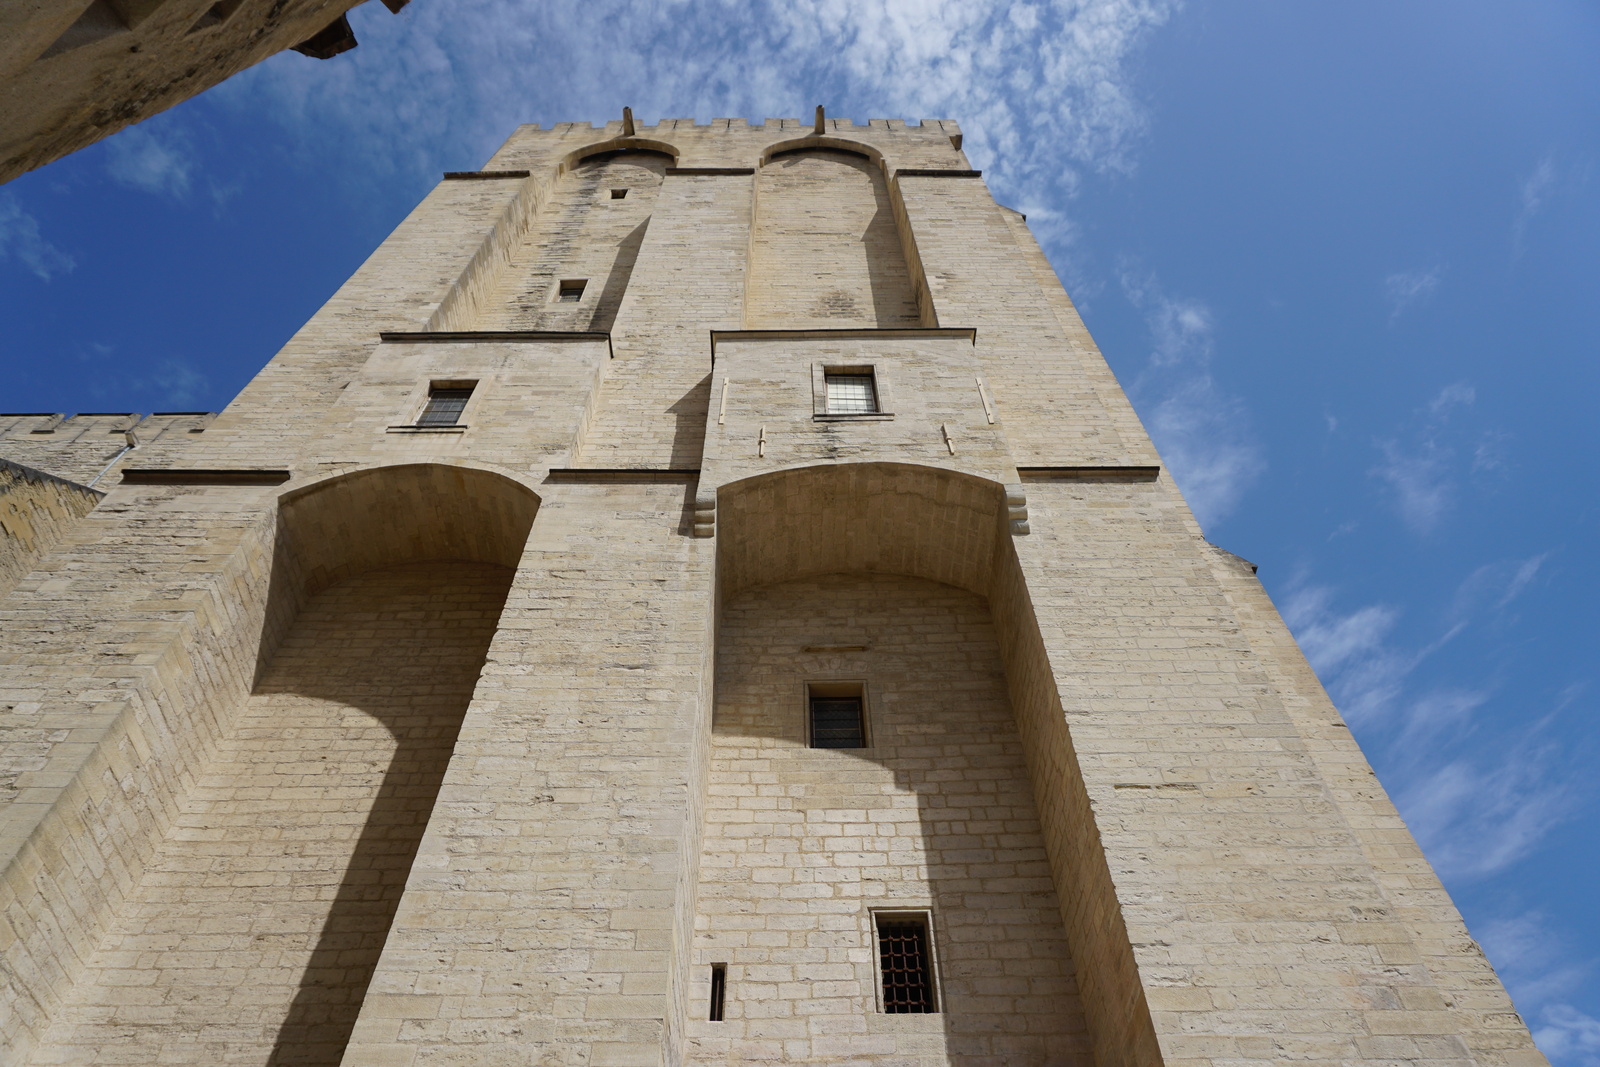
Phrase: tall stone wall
[{"left": 0, "top": 116, "right": 1548, "bottom": 1067}]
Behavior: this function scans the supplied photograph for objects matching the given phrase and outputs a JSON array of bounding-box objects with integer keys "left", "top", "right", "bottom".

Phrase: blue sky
[{"left": 2, "top": 0, "right": 1597, "bottom": 1058}]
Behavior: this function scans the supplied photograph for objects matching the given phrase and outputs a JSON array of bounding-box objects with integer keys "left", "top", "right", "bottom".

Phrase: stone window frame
[
  {"left": 555, "top": 279, "right": 588, "bottom": 303},
  {"left": 812, "top": 363, "right": 895, "bottom": 421},
  {"left": 802, "top": 679, "right": 871, "bottom": 749},
  {"left": 869, "top": 907, "right": 943, "bottom": 1014},
  {"left": 388, "top": 377, "right": 483, "bottom": 434}
]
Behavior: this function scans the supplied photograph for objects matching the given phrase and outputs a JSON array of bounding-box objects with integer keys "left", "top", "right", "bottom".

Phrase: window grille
[
  {"left": 809, "top": 694, "right": 864, "bottom": 749},
  {"left": 708, "top": 964, "right": 726, "bottom": 1022},
  {"left": 417, "top": 385, "right": 474, "bottom": 427},
  {"left": 876, "top": 916, "right": 936, "bottom": 1013},
  {"left": 825, "top": 372, "right": 878, "bottom": 414},
  {"left": 558, "top": 279, "right": 587, "bottom": 301}
]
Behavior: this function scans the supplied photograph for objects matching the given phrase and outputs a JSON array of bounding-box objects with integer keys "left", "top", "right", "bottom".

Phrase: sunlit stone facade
[{"left": 0, "top": 116, "right": 1548, "bottom": 1067}]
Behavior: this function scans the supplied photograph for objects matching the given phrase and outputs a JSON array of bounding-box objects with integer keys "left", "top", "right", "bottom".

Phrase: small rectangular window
[
  {"left": 610, "top": 188, "right": 628, "bottom": 199},
  {"left": 876, "top": 914, "right": 936, "bottom": 1014},
  {"left": 825, "top": 372, "right": 878, "bottom": 414},
  {"left": 808, "top": 682, "right": 865, "bottom": 749},
  {"left": 417, "top": 382, "right": 474, "bottom": 427},
  {"left": 708, "top": 963, "right": 726, "bottom": 1022},
  {"left": 558, "top": 279, "right": 587, "bottom": 302}
]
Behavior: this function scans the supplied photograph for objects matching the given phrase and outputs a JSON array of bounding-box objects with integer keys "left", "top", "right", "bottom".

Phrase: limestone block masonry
[{"left": 0, "top": 116, "right": 1548, "bottom": 1067}]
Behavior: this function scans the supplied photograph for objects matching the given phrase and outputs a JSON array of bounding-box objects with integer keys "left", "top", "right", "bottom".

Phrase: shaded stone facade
[
  {"left": 0, "top": 0, "right": 405, "bottom": 185},
  {"left": 0, "top": 116, "right": 1548, "bottom": 1066}
]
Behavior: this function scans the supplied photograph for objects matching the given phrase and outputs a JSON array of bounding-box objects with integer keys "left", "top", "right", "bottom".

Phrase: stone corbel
[
  {"left": 1005, "top": 484, "right": 1029, "bottom": 535},
  {"left": 693, "top": 489, "right": 717, "bottom": 538}
]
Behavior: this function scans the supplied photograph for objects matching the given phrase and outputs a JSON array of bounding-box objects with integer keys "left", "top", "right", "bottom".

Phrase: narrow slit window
[
  {"left": 610, "top": 188, "right": 628, "bottom": 199},
  {"left": 708, "top": 964, "right": 726, "bottom": 1022},
  {"left": 876, "top": 915, "right": 936, "bottom": 1013},
  {"left": 825, "top": 372, "right": 878, "bottom": 414},
  {"left": 417, "top": 383, "right": 474, "bottom": 427},
  {"left": 558, "top": 279, "right": 587, "bottom": 302},
  {"left": 808, "top": 683, "right": 865, "bottom": 749}
]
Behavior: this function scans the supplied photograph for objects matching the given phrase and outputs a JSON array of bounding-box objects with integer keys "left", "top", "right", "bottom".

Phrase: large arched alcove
[
  {"left": 686, "top": 462, "right": 1094, "bottom": 1064},
  {"left": 28, "top": 464, "right": 537, "bottom": 1067},
  {"left": 744, "top": 148, "right": 922, "bottom": 328}
]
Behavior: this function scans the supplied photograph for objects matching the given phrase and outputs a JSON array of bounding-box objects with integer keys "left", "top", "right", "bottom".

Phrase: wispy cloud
[
  {"left": 1537, "top": 1004, "right": 1600, "bottom": 1066},
  {"left": 1513, "top": 154, "right": 1557, "bottom": 256},
  {"left": 1480, "top": 912, "right": 1594, "bottom": 1011},
  {"left": 1283, "top": 583, "right": 1408, "bottom": 723},
  {"left": 1384, "top": 265, "right": 1440, "bottom": 321},
  {"left": 217, "top": 0, "right": 1181, "bottom": 246},
  {"left": 1285, "top": 554, "right": 1573, "bottom": 883},
  {"left": 1371, "top": 381, "right": 1475, "bottom": 534},
  {"left": 134, "top": 358, "right": 209, "bottom": 407},
  {"left": 105, "top": 125, "right": 194, "bottom": 198},
  {"left": 1397, "top": 746, "right": 1571, "bottom": 879},
  {"left": 1121, "top": 268, "right": 1263, "bottom": 529},
  {"left": 0, "top": 191, "right": 75, "bottom": 280}
]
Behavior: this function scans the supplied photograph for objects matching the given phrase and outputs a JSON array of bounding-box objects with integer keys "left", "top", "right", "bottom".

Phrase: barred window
[
  {"left": 876, "top": 914, "right": 937, "bottom": 1013},
  {"left": 417, "top": 383, "right": 474, "bottom": 427},
  {"left": 558, "top": 279, "right": 587, "bottom": 302},
  {"left": 825, "top": 372, "right": 878, "bottom": 414},
  {"left": 808, "top": 682, "right": 865, "bottom": 749}
]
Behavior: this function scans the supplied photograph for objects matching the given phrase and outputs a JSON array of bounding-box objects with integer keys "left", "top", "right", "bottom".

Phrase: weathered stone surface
[{"left": 0, "top": 0, "right": 400, "bottom": 184}]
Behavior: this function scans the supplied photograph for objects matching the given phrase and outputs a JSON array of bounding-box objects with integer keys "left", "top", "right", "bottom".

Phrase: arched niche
[
  {"left": 275, "top": 462, "right": 538, "bottom": 596},
  {"left": 561, "top": 136, "right": 680, "bottom": 172},
  {"left": 758, "top": 134, "right": 885, "bottom": 169},
  {"left": 31, "top": 463, "right": 541, "bottom": 1066},
  {"left": 716, "top": 461, "right": 1005, "bottom": 597},
  {"left": 691, "top": 461, "right": 1097, "bottom": 1062},
  {"left": 743, "top": 147, "right": 923, "bottom": 328}
]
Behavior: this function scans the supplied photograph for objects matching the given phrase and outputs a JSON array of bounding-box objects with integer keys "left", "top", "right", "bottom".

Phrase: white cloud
[
  {"left": 105, "top": 125, "right": 193, "bottom": 198},
  {"left": 219, "top": 0, "right": 1180, "bottom": 246},
  {"left": 1371, "top": 381, "right": 1477, "bottom": 535},
  {"left": 1283, "top": 583, "right": 1409, "bottom": 723},
  {"left": 1121, "top": 269, "right": 1263, "bottom": 528},
  {"left": 1451, "top": 553, "right": 1547, "bottom": 622},
  {"left": 1384, "top": 266, "right": 1440, "bottom": 320},
  {"left": 1537, "top": 1004, "right": 1600, "bottom": 1066},
  {"left": 1395, "top": 746, "right": 1570, "bottom": 880},
  {"left": 0, "top": 192, "right": 75, "bottom": 280},
  {"left": 1479, "top": 912, "right": 1593, "bottom": 1013},
  {"left": 134, "top": 358, "right": 209, "bottom": 407},
  {"left": 1513, "top": 154, "right": 1557, "bottom": 256}
]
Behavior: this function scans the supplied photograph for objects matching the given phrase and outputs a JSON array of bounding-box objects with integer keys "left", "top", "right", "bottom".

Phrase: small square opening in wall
[
  {"left": 557, "top": 279, "right": 587, "bottom": 302},
  {"left": 825, "top": 370, "right": 878, "bottom": 414},
  {"left": 874, "top": 912, "right": 938, "bottom": 1014},
  {"left": 417, "top": 381, "right": 475, "bottom": 427},
  {"left": 807, "top": 681, "right": 866, "bottom": 749},
  {"left": 610, "top": 188, "right": 628, "bottom": 199}
]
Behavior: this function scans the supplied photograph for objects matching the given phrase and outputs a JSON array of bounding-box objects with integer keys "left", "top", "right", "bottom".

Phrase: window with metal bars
[
  {"left": 417, "top": 383, "right": 474, "bottom": 427},
  {"left": 824, "top": 371, "right": 878, "bottom": 414},
  {"left": 875, "top": 914, "right": 937, "bottom": 1013},
  {"left": 808, "top": 683, "right": 865, "bottom": 749},
  {"left": 557, "top": 279, "right": 587, "bottom": 302}
]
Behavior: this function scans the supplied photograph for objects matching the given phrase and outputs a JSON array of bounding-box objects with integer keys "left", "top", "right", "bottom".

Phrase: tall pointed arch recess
[{"left": 744, "top": 146, "right": 924, "bottom": 328}]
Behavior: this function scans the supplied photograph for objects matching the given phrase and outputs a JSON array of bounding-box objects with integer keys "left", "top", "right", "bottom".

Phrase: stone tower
[{"left": 0, "top": 116, "right": 1548, "bottom": 1067}]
